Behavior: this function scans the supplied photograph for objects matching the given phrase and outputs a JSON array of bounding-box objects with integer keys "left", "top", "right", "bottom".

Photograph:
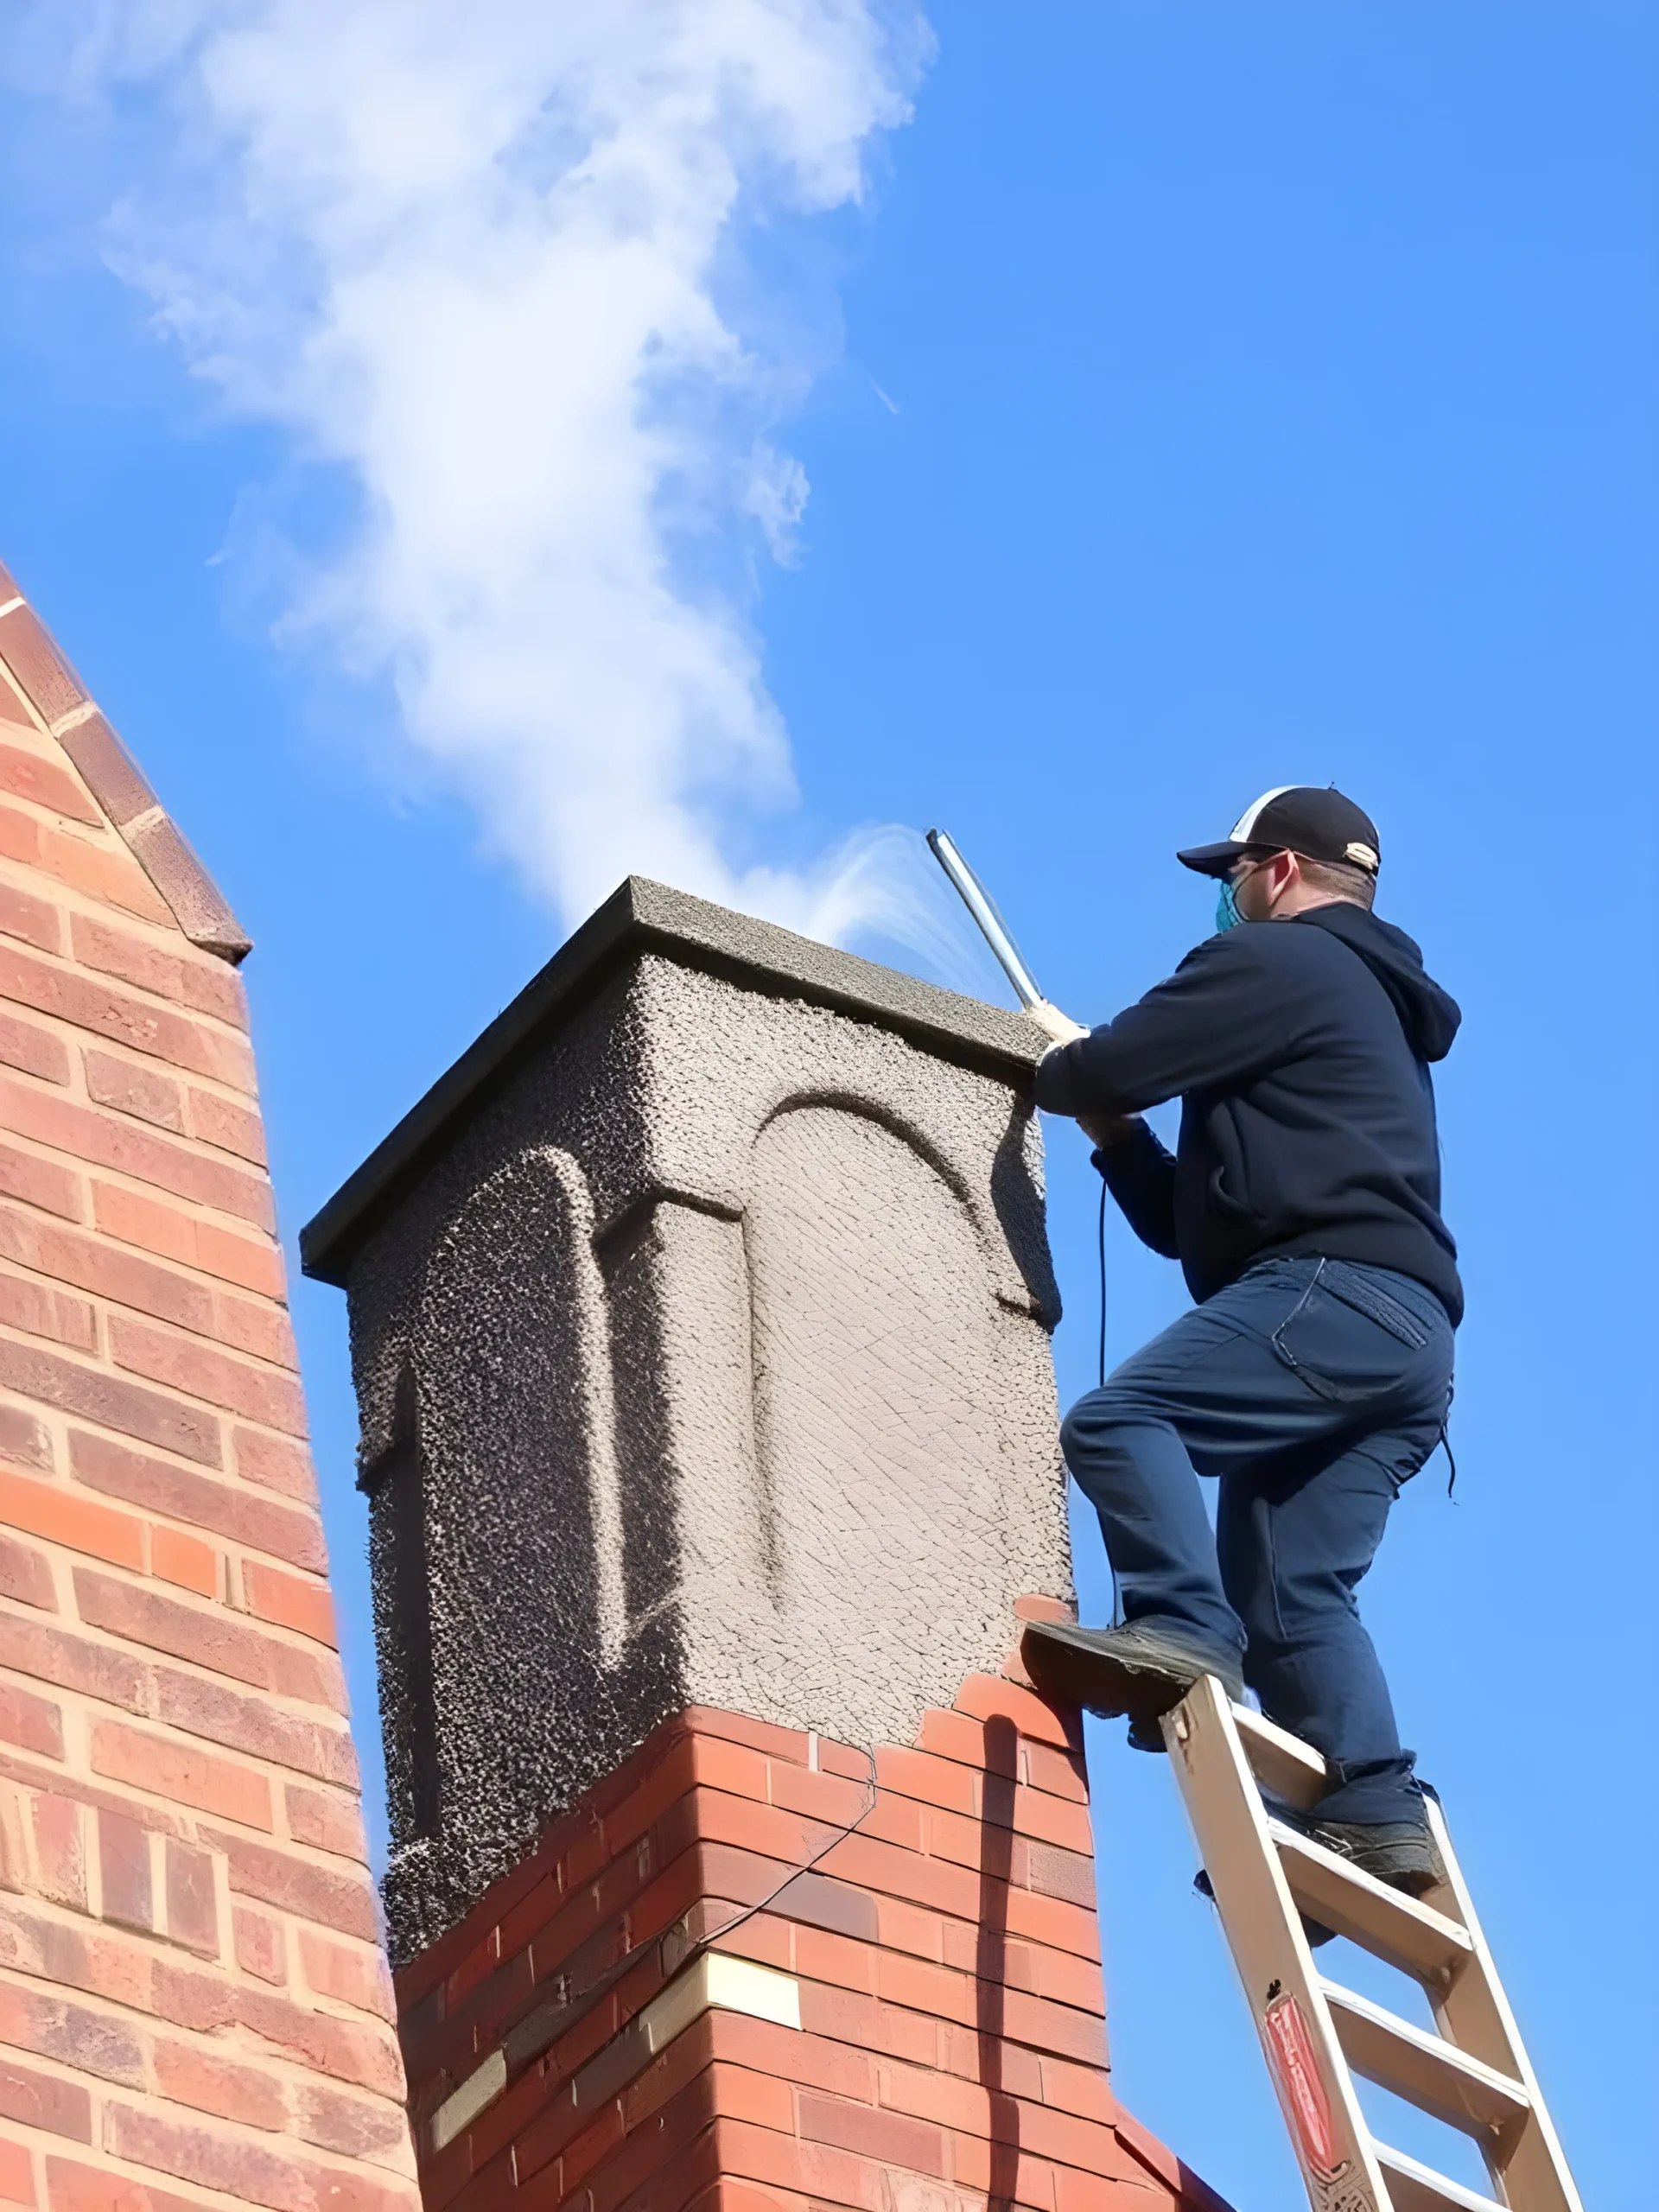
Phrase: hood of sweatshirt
[{"left": 1294, "top": 903, "right": 1462, "bottom": 1064}]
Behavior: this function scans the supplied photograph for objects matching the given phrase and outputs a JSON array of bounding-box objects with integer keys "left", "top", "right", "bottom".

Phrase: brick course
[{"left": 0, "top": 573, "right": 414, "bottom": 2212}]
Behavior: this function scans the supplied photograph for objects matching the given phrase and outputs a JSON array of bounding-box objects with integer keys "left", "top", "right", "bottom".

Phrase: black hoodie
[{"left": 1034, "top": 904, "right": 1464, "bottom": 1324}]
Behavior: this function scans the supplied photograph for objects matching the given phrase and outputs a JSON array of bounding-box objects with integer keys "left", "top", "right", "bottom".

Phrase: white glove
[{"left": 1025, "top": 999, "right": 1089, "bottom": 1047}]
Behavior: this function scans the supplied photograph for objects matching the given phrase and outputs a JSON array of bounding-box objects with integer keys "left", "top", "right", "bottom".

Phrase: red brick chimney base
[{"left": 396, "top": 1635, "right": 1230, "bottom": 2212}]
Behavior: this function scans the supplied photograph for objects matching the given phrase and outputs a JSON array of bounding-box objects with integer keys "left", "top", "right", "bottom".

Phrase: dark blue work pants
[{"left": 1061, "top": 1255, "right": 1454, "bottom": 1823}]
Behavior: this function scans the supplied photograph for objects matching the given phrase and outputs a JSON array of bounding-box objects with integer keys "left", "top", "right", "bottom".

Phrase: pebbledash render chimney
[
  {"left": 302, "top": 881, "right": 1229, "bottom": 2212},
  {"left": 0, "top": 561, "right": 416, "bottom": 2212}
]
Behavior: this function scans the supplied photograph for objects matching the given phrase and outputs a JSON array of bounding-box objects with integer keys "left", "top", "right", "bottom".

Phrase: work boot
[
  {"left": 1300, "top": 1816, "right": 1446, "bottom": 1899},
  {"left": 1239, "top": 1809, "right": 1444, "bottom": 1947},
  {"left": 1021, "top": 1618, "right": 1243, "bottom": 1749},
  {"left": 1193, "top": 1805, "right": 1442, "bottom": 1949}
]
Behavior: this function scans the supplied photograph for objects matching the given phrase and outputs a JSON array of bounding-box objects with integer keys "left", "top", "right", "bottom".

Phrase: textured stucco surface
[{"left": 341, "top": 925, "right": 1072, "bottom": 1964}]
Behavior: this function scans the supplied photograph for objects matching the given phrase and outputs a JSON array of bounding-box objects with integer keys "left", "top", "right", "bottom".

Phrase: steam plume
[{"left": 29, "top": 2, "right": 969, "bottom": 958}]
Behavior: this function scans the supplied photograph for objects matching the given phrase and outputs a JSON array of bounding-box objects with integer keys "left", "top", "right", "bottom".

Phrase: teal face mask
[{"left": 1215, "top": 876, "right": 1244, "bottom": 932}]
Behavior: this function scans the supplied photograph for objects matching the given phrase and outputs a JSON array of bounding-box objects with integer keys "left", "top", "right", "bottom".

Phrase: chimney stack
[{"left": 304, "top": 879, "right": 1224, "bottom": 2212}]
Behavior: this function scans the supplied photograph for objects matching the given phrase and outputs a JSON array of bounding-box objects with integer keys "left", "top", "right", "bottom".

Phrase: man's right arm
[
  {"left": 1033, "top": 930, "right": 1296, "bottom": 1119},
  {"left": 1032, "top": 931, "right": 1298, "bottom": 1262}
]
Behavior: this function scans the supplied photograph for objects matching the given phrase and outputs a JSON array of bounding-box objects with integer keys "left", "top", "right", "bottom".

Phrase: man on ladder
[{"left": 1021, "top": 785, "right": 1458, "bottom": 1901}]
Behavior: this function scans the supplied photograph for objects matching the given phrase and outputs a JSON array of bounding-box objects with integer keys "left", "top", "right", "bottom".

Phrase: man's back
[{"left": 1033, "top": 901, "right": 1463, "bottom": 1318}]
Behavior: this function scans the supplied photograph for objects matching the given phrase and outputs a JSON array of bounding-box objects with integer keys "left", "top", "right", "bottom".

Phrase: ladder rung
[
  {"left": 1373, "top": 2139, "right": 1505, "bottom": 2212},
  {"left": 1229, "top": 1702, "right": 1325, "bottom": 1813},
  {"left": 1268, "top": 1821, "right": 1475, "bottom": 1982},
  {"left": 1319, "top": 1977, "right": 1529, "bottom": 2139}
]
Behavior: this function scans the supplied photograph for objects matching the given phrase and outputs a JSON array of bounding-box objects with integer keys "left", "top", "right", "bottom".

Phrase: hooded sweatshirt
[{"left": 1034, "top": 903, "right": 1464, "bottom": 1323}]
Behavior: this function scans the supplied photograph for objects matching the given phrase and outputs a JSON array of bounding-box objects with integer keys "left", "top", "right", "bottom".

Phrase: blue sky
[{"left": 2, "top": 6, "right": 1653, "bottom": 2208}]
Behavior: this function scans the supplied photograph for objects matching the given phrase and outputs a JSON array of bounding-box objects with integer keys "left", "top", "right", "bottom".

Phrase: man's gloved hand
[{"left": 1026, "top": 999, "right": 1090, "bottom": 1048}]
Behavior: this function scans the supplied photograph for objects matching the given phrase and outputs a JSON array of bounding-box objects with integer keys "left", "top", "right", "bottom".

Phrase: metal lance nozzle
[{"left": 926, "top": 828, "right": 1046, "bottom": 1009}]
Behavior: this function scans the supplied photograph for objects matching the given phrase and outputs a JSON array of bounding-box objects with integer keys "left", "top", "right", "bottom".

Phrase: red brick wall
[
  {"left": 398, "top": 1630, "right": 1229, "bottom": 2212},
  {"left": 0, "top": 567, "right": 416, "bottom": 2212}
]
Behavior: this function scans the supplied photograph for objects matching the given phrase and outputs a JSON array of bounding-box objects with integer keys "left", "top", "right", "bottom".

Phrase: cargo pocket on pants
[{"left": 1269, "top": 1260, "right": 1432, "bottom": 1405}]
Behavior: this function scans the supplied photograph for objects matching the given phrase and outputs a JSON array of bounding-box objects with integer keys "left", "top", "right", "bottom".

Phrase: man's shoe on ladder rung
[
  {"left": 1020, "top": 1616, "right": 1243, "bottom": 1746},
  {"left": 1160, "top": 1674, "right": 1582, "bottom": 2212}
]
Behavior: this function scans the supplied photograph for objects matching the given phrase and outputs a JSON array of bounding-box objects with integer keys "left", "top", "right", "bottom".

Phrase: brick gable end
[{"left": 0, "top": 560, "right": 416, "bottom": 2212}]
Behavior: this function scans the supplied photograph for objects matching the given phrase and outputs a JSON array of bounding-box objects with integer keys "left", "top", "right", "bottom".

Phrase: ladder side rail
[
  {"left": 1163, "top": 1676, "right": 1396, "bottom": 2212},
  {"left": 1419, "top": 1800, "right": 1584, "bottom": 2212}
]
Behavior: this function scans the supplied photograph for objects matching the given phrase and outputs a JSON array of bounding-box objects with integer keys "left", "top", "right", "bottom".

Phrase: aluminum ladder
[{"left": 1162, "top": 1675, "right": 1582, "bottom": 2212}]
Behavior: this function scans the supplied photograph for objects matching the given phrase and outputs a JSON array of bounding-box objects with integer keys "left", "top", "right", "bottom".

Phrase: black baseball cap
[{"left": 1177, "top": 785, "right": 1381, "bottom": 880}]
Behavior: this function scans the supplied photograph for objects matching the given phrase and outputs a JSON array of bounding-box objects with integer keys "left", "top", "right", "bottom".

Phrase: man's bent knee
[{"left": 1059, "top": 1385, "right": 1142, "bottom": 1466}]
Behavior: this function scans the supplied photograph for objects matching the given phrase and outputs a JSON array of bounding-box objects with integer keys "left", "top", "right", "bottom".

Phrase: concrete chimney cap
[{"left": 299, "top": 874, "right": 1045, "bottom": 1288}]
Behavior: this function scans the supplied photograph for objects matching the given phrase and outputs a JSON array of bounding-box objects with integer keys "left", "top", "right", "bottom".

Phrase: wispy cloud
[{"left": 23, "top": 1, "right": 969, "bottom": 958}]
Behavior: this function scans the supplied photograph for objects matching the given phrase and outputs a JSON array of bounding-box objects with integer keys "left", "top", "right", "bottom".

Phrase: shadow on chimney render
[{"left": 302, "top": 879, "right": 1231, "bottom": 2212}]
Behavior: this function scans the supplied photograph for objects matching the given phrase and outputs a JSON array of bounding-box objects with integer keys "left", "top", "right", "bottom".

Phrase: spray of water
[{"left": 21, "top": 1, "right": 997, "bottom": 975}]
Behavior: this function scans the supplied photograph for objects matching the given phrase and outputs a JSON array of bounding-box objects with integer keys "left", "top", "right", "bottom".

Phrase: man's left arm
[{"left": 1085, "top": 1117, "right": 1181, "bottom": 1257}]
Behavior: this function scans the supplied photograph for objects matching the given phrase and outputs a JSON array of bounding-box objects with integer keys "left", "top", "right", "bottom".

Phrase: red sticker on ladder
[{"left": 1262, "top": 1992, "right": 1338, "bottom": 2177}]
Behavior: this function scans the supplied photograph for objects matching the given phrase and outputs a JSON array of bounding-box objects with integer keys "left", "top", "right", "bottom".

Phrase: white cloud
[{"left": 30, "top": 0, "right": 972, "bottom": 958}]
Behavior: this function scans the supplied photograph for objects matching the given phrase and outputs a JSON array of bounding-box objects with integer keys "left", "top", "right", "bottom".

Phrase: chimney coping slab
[{"left": 299, "top": 874, "right": 1046, "bottom": 1286}]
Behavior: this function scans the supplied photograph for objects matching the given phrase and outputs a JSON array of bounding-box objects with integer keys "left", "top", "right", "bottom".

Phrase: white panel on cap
[{"left": 1228, "top": 785, "right": 1300, "bottom": 841}]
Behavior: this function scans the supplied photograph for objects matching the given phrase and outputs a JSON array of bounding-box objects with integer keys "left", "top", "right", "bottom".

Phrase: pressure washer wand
[{"left": 926, "top": 828, "right": 1046, "bottom": 1010}]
